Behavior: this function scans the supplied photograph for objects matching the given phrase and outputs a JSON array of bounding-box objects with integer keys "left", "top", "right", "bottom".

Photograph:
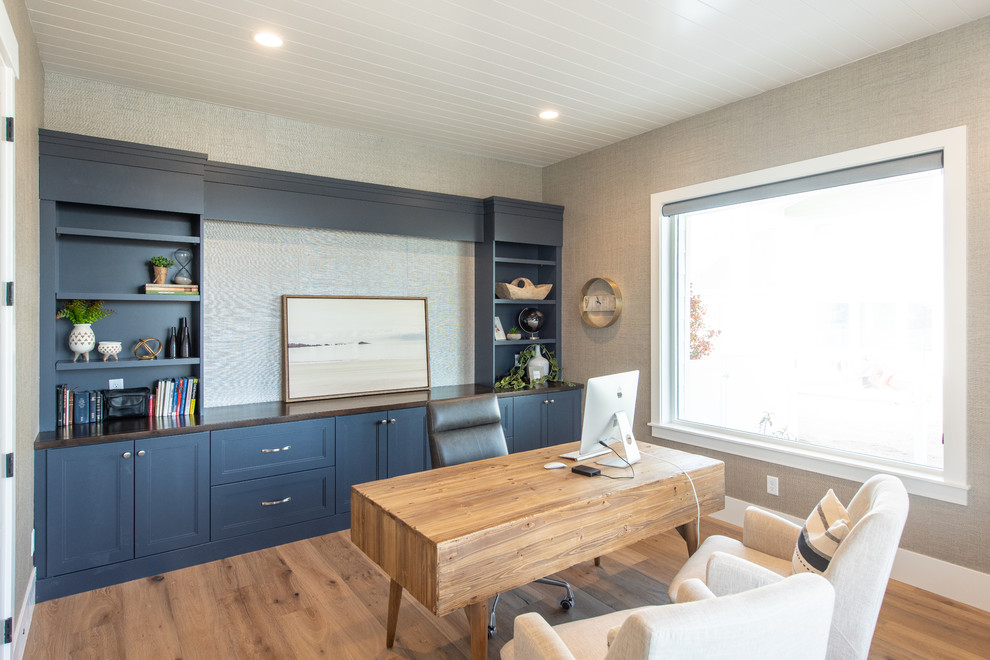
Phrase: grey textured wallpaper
[
  {"left": 202, "top": 220, "right": 473, "bottom": 406},
  {"left": 545, "top": 17, "right": 990, "bottom": 571}
]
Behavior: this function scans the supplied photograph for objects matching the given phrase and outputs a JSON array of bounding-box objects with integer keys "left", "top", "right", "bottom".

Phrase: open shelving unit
[
  {"left": 475, "top": 197, "right": 565, "bottom": 385},
  {"left": 38, "top": 130, "right": 208, "bottom": 434}
]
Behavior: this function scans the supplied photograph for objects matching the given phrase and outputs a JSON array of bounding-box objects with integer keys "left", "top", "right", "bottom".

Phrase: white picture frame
[{"left": 494, "top": 316, "right": 506, "bottom": 340}]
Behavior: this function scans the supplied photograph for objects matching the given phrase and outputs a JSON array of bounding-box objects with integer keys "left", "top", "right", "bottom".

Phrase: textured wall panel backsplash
[{"left": 203, "top": 220, "right": 473, "bottom": 407}]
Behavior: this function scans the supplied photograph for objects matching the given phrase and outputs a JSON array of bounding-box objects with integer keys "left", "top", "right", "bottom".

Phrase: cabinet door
[
  {"left": 544, "top": 389, "right": 582, "bottom": 447},
  {"left": 335, "top": 412, "right": 380, "bottom": 514},
  {"left": 385, "top": 407, "right": 427, "bottom": 478},
  {"left": 134, "top": 432, "right": 210, "bottom": 557},
  {"left": 511, "top": 394, "right": 543, "bottom": 453},
  {"left": 46, "top": 441, "right": 135, "bottom": 576}
]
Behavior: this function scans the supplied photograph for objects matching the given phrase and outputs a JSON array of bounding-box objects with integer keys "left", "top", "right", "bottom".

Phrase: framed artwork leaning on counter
[{"left": 282, "top": 295, "right": 431, "bottom": 402}]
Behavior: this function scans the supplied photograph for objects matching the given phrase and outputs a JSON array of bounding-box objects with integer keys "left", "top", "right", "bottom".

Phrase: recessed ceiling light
[
  {"left": 539, "top": 110, "right": 559, "bottom": 120},
  {"left": 254, "top": 32, "right": 283, "bottom": 48}
]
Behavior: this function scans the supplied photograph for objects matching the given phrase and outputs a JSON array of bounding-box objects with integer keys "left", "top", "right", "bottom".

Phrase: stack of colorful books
[{"left": 153, "top": 377, "right": 198, "bottom": 417}]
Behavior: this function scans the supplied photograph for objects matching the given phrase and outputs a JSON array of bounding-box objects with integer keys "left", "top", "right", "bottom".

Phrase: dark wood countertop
[{"left": 35, "top": 382, "right": 584, "bottom": 450}]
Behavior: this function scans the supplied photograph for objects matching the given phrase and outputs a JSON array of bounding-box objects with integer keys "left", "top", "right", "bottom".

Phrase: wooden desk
[{"left": 350, "top": 442, "right": 725, "bottom": 659}]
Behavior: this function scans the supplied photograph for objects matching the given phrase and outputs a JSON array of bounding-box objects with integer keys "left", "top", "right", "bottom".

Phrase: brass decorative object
[
  {"left": 134, "top": 338, "right": 162, "bottom": 360},
  {"left": 580, "top": 277, "right": 622, "bottom": 328}
]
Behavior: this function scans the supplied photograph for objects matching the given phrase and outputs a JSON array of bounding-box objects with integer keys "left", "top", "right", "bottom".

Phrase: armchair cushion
[
  {"left": 705, "top": 551, "right": 785, "bottom": 596},
  {"left": 668, "top": 534, "right": 792, "bottom": 601},
  {"left": 793, "top": 489, "right": 850, "bottom": 575},
  {"left": 742, "top": 506, "right": 802, "bottom": 559}
]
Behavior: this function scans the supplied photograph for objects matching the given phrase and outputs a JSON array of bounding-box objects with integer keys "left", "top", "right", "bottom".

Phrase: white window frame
[{"left": 650, "top": 127, "right": 968, "bottom": 505}]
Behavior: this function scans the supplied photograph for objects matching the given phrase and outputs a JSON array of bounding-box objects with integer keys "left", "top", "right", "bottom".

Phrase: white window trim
[{"left": 650, "top": 127, "right": 969, "bottom": 505}]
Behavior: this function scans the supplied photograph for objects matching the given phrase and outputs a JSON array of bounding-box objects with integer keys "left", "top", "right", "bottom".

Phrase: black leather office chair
[{"left": 426, "top": 394, "right": 575, "bottom": 638}]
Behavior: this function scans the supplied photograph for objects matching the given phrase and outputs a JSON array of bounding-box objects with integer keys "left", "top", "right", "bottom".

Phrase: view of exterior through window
[{"left": 675, "top": 169, "right": 944, "bottom": 469}]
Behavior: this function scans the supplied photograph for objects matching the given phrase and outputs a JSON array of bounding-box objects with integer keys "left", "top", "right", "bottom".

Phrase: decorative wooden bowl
[{"left": 495, "top": 277, "right": 553, "bottom": 300}]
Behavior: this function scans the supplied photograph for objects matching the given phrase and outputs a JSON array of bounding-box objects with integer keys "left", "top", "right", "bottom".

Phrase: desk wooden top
[{"left": 351, "top": 442, "right": 724, "bottom": 615}]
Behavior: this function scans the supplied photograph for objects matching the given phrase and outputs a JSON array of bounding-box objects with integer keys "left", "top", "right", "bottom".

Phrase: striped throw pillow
[{"left": 793, "top": 489, "right": 850, "bottom": 575}]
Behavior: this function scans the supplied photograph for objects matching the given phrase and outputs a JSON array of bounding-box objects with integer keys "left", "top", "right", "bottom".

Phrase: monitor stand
[{"left": 596, "top": 411, "right": 640, "bottom": 468}]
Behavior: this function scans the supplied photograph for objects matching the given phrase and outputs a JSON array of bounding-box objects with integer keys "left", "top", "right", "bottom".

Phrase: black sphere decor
[{"left": 518, "top": 307, "right": 545, "bottom": 338}]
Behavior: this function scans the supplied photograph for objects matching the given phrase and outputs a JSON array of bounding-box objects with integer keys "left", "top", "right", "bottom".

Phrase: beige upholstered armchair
[
  {"left": 501, "top": 559, "right": 835, "bottom": 660},
  {"left": 668, "top": 474, "right": 909, "bottom": 660}
]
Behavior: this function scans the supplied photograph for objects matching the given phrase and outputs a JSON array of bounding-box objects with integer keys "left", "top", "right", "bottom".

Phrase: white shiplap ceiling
[{"left": 23, "top": 0, "right": 990, "bottom": 167}]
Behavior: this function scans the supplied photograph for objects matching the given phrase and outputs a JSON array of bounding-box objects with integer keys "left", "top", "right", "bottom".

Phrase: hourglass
[{"left": 173, "top": 248, "right": 193, "bottom": 285}]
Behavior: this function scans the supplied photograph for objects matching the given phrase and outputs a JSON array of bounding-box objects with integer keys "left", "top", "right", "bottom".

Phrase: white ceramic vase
[
  {"left": 69, "top": 323, "right": 96, "bottom": 362},
  {"left": 526, "top": 345, "right": 551, "bottom": 386}
]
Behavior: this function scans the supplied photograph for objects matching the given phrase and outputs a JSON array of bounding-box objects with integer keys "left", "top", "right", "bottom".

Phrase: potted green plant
[
  {"left": 56, "top": 299, "right": 115, "bottom": 363},
  {"left": 149, "top": 255, "right": 174, "bottom": 284},
  {"left": 506, "top": 326, "right": 522, "bottom": 340}
]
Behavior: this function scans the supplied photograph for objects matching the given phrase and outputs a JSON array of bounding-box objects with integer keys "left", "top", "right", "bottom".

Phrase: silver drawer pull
[
  {"left": 261, "top": 445, "right": 291, "bottom": 453},
  {"left": 261, "top": 496, "right": 292, "bottom": 506}
]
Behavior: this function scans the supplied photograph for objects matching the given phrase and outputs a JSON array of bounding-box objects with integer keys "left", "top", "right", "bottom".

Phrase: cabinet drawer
[
  {"left": 212, "top": 419, "right": 334, "bottom": 484},
  {"left": 211, "top": 467, "right": 334, "bottom": 540}
]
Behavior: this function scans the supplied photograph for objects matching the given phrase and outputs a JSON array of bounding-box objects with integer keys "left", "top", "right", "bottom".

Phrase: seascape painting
[{"left": 282, "top": 295, "right": 430, "bottom": 401}]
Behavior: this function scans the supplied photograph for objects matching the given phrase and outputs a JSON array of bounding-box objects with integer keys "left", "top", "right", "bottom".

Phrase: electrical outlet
[
  {"left": 109, "top": 378, "right": 124, "bottom": 390},
  {"left": 767, "top": 475, "right": 779, "bottom": 496}
]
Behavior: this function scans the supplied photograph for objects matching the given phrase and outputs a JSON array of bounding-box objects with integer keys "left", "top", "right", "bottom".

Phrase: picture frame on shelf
[
  {"left": 281, "top": 295, "right": 431, "bottom": 402},
  {"left": 494, "top": 316, "right": 506, "bottom": 340}
]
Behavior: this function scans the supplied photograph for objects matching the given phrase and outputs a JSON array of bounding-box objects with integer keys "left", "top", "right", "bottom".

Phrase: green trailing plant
[
  {"left": 149, "top": 255, "right": 175, "bottom": 268},
  {"left": 494, "top": 344, "right": 573, "bottom": 391},
  {"left": 56, "top": 299, "right": 115, "bottom": 325}
]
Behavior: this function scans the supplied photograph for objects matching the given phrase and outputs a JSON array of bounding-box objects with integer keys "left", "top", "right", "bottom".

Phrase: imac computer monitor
[{"left": 578, "top": 370, "right": 640, "bottom": 468}]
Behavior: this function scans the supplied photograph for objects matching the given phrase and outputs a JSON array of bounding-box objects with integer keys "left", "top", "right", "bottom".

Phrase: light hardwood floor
[{"left": 24, "top": 518, "right": 990, "bottom": 659}]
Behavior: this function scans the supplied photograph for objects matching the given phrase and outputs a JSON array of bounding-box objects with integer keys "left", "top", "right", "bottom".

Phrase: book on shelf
[
  {"left": 153, "top": 377, "right": 198, "bottom": 418},
  {"left": 143, "top": 283, "right": 199, "bottom": 294},
  {"left": 56, "top": 385, "right": 109, "bottom": 427}
]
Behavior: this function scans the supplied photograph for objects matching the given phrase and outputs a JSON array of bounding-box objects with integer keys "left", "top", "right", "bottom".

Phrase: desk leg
[
  {"left": 464, "top": 601, "right": 488, "bottom": 660},
  {"left": 386, "top": 579, "right": 403, "bottom": 648},
  {"left": 676, "top": 521, "right": 699, "bottom": 556}
]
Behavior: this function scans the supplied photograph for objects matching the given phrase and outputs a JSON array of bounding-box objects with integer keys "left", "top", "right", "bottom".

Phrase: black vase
[
  {"left": 178, "top": 317, "right": 190, "bottom": 358},
  {"left": 165, "top": 326, "right": 177, "bottom": 359}
]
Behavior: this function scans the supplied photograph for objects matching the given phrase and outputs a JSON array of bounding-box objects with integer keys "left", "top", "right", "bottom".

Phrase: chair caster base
[
  {"left": 561, "top": 598, "right": 574, "bottom": 610},
  {"left": 487, "top": 625, "right": 496, "bottom": 639}
]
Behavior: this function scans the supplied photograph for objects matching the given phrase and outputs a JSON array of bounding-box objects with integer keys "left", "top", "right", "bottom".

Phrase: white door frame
[{"left": 0, "top": 3, "right": 18, "bottom": 659}]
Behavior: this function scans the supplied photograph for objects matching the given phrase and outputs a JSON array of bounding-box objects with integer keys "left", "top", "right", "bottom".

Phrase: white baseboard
[
  {"left": 710, "top": 497, "right": 990, "bottom": 613},
  {"left": 12, "top": 569, "right": 35, "bottom": 660}
]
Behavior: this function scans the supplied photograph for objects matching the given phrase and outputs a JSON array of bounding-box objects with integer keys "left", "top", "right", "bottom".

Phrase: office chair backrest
[{"left": 427, "top": 394, "right": 509, "bottom": 468}]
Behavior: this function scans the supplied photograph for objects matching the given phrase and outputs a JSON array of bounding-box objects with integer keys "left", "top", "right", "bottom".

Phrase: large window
[{"left": 651, "top": 128, "right": 968, "bottom": 504}]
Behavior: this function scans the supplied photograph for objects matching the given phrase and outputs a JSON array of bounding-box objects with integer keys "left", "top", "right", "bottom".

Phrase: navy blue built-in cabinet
[
  {"left": 474, "top": 198, "right": 565, "bottom": 386},
  {"left": 44, "top": 432, "right": 209, "bottom": 577},
  {"left": 509, "top": 388, "right": 581, "bottom": 454},
  {"left": 39, "top": 131, "right": 208, "bottom": 433},
  {"left": 335, "top": 407, "right": 428, "bottom": 514},
  {"left": 34, "top": 130, "right": 580, "bottom": 602}
]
